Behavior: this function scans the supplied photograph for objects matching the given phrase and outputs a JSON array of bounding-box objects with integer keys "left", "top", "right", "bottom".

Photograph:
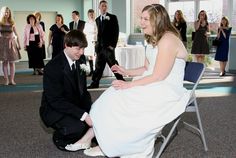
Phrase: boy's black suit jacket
[{"left": 40, "top": 53, "right": 91, "bottom": 127}]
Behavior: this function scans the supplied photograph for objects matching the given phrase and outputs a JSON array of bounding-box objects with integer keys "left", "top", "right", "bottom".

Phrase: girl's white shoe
[
  {"left": 84, "top": 147, "right": 105, "bottom": 157},
  {"left": 65, "top": 142, "right": 91, "bottom": 151}
]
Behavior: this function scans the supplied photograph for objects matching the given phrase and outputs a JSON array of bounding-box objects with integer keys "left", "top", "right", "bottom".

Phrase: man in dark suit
[
  {"left": 69, "top": 10, "right": 85, "bottom": 32},
  {"left": 88, "top": 0, "right": 124, "bottom": 89},
  {"left": 40, "top": 30, "right": 92, "bottom": 151}
]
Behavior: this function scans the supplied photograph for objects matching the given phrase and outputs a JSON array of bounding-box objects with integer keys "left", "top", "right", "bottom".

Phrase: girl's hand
[
  {"left": 85, "top": 115, "right": 93, "bottom": 127},
  {"left": 112, "top": 80, "right": 131, "bottom": 90},
  {"left": 111, "top": 64, "right": 126, "bottom": 76}
]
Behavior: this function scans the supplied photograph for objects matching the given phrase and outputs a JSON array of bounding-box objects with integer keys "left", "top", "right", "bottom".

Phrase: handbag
[{"left": 212, "top": 38, "right": 221, "bottom": 46}]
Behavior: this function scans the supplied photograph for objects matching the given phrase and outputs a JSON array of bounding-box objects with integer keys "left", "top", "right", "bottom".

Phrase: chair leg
[
  {"left": 194, "top": 100, "right": 208, "bottom": 151},
  {"left": 155, "top": 118, "right": 181, "bottom": 158}
]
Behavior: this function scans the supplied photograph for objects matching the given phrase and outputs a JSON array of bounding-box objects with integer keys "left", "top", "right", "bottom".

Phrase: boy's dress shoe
[{"left": 87, "top": 82, "right": 99, "bottom": 89}]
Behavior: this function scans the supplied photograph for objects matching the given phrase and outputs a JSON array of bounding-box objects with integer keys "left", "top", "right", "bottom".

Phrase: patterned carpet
[{"left": 0, "top": 66, "right": 236, "bottom": 158}]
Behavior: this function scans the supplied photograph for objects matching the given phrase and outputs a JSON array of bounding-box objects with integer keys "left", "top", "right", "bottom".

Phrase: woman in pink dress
[
  {"left": 0, "top": 6, "right": 21, "bottom": 85},
  {"left": 23, "top": 14, "right": 45, "bottom": 75}
]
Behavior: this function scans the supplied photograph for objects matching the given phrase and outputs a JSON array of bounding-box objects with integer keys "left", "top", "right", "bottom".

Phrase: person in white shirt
[{"left": 83, "top": 9, "right": 97, "bottom": 76}]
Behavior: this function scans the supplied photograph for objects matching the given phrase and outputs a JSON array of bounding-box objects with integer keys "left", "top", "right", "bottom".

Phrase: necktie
[
  {"left": 72, "top": 63, "right": 83, "bottom": 94},
  {"left": 71, "top": 63, "right": 77, "bottom": 84},
  {"left": 71, "top": 63, "right": 76, "bottom": 72},
  {"left": 101, "top": 16, "right": 104, "bottom": 28},
  {"left": 73, "top": 22, "right": 77, "bottom": 30}
]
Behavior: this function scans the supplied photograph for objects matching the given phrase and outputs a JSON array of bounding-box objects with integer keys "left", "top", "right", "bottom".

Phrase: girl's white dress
[
  {"left": 90, "top": 44, "right": 190, "bottom": 158},
  {"left": 83, "top": 20, "right": 97, "bottom": 56}
]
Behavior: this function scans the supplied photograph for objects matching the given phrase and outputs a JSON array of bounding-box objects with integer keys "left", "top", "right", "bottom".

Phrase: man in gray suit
[{"left": 69, "top": 10, "right": 85, "bottom": 32}]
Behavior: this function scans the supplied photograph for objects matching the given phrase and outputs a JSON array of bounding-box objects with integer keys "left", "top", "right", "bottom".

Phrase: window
[
  {"left": 131, "top": 0, "right": 235, "bottom": 34},
  {"left": 229, "top": 0, "right": 236, "bottom": 33},
  {"left": 168, "top": 1, "right": 195, "bottom": 34},
  {"left": 199, "top": 0, "right": 223, "bottom": 34},
  {"left": 131, "top": 0, "right": 165, "bottom": 33}
]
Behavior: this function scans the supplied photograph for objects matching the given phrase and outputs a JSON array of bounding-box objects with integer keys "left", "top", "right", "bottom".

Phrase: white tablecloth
[{"left": 103, "top": 45, "right": 145, "bottom": 76}]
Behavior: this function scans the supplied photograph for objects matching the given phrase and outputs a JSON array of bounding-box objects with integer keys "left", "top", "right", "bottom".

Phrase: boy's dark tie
[{"left": 72, "top": 63, "right": 83, "bottom": 95}]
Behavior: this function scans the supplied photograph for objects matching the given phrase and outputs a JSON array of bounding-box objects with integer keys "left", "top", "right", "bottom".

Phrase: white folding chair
[{"left": 155, "top": 61, "right": 207, "bottom": 158}]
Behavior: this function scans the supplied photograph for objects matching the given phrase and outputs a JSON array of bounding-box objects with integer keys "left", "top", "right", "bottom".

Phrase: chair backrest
[
  {"left": 184, "top": 62, "right": 205, "bottom": 97},
  {"left": 184, "top": 62, "right": 205, "bottom": 83}
]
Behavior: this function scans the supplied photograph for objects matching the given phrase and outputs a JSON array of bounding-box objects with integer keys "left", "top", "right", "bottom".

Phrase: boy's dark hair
[
  {"left": 64, "top": 30, "right": 87, "bottom": 48},
  {"left": 72, "top": 10, "right": 80, "bottom": 16},
  {"left": 99, "top": 0, "right": 107, "bottom": 5}
]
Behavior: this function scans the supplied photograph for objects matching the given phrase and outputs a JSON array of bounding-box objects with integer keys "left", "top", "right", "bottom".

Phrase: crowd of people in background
[
  {"left": 0, "top": 4, "right": 232, "bottom": 78},
  {"left": 173, "top": 9, "right": 231, "bottom": 77},
  {"left": 0, "top": 6, "right": 98, "bottom": 86},
  {"left": 0, "top": 1, "right": 233, "bottom": 158}
]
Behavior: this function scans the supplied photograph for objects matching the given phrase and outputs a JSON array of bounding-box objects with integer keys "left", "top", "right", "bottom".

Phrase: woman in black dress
[
  {"left": 173, "top": 10, "right": 187, "bottom": 47},
  {"left": 214, "top": 16, "right": 232, "bottom": 76},
  {"left": 191, "top": 10, "right": 210, "bottom": 63},
  {"left": 48, "top": 14, "right": 69, "bottom": 59}
]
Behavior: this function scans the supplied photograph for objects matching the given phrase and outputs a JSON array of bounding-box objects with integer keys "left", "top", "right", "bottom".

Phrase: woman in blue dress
[{"left": 214, "top": 16, "right": 232, "bottom": 77}]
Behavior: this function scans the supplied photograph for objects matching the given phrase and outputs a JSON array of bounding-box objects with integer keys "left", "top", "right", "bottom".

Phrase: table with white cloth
[{"left": 103, "top": 45, "right": 145, "bottom": 77}]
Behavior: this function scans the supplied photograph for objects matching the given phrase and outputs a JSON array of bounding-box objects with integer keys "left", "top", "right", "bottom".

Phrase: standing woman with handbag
[
  {"left": 0, "top": 6, "right": 21, "bottom": 85},
  {"left": 191, "top": 10, "right": 210, "bottom": 63},
  {"left": 214, "top": 16, "right": 232, "bottom": 77}
]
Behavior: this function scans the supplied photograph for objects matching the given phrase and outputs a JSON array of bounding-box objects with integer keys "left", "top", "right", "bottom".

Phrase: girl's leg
[
  {"left": 222, "top": 61, "right": 227, "bottom": 72},
  {"left": 65, "top": 128, "right": 95, "bottom": 151},
  {"left": 201, "top": 55, "right": 205, "bottom": 63},
  {"left": 219, "top": 61, "right": 227, "bottom": 76},
  {"left": 195, "top": 55, "right": 200, "bottom": 63},
  {"left": 9, "top": 61, "right": 16, "bottom": 85},
  {"left": 75, "top": 127, "right": 95, "bottom": 144},
  {"left": 195, "top": 54, "right": 205, "bottom": 63},
  {"left": 2, "top": 61, "right": 9, "bottom": 85}
]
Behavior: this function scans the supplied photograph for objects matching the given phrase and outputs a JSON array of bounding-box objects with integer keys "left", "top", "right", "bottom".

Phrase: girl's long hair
[
  {"left": 0, "top": 6, "right": 14, "bottom": 25},
  {"left": 142, "top": 4, "right": 180, "bottom": 46}
]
